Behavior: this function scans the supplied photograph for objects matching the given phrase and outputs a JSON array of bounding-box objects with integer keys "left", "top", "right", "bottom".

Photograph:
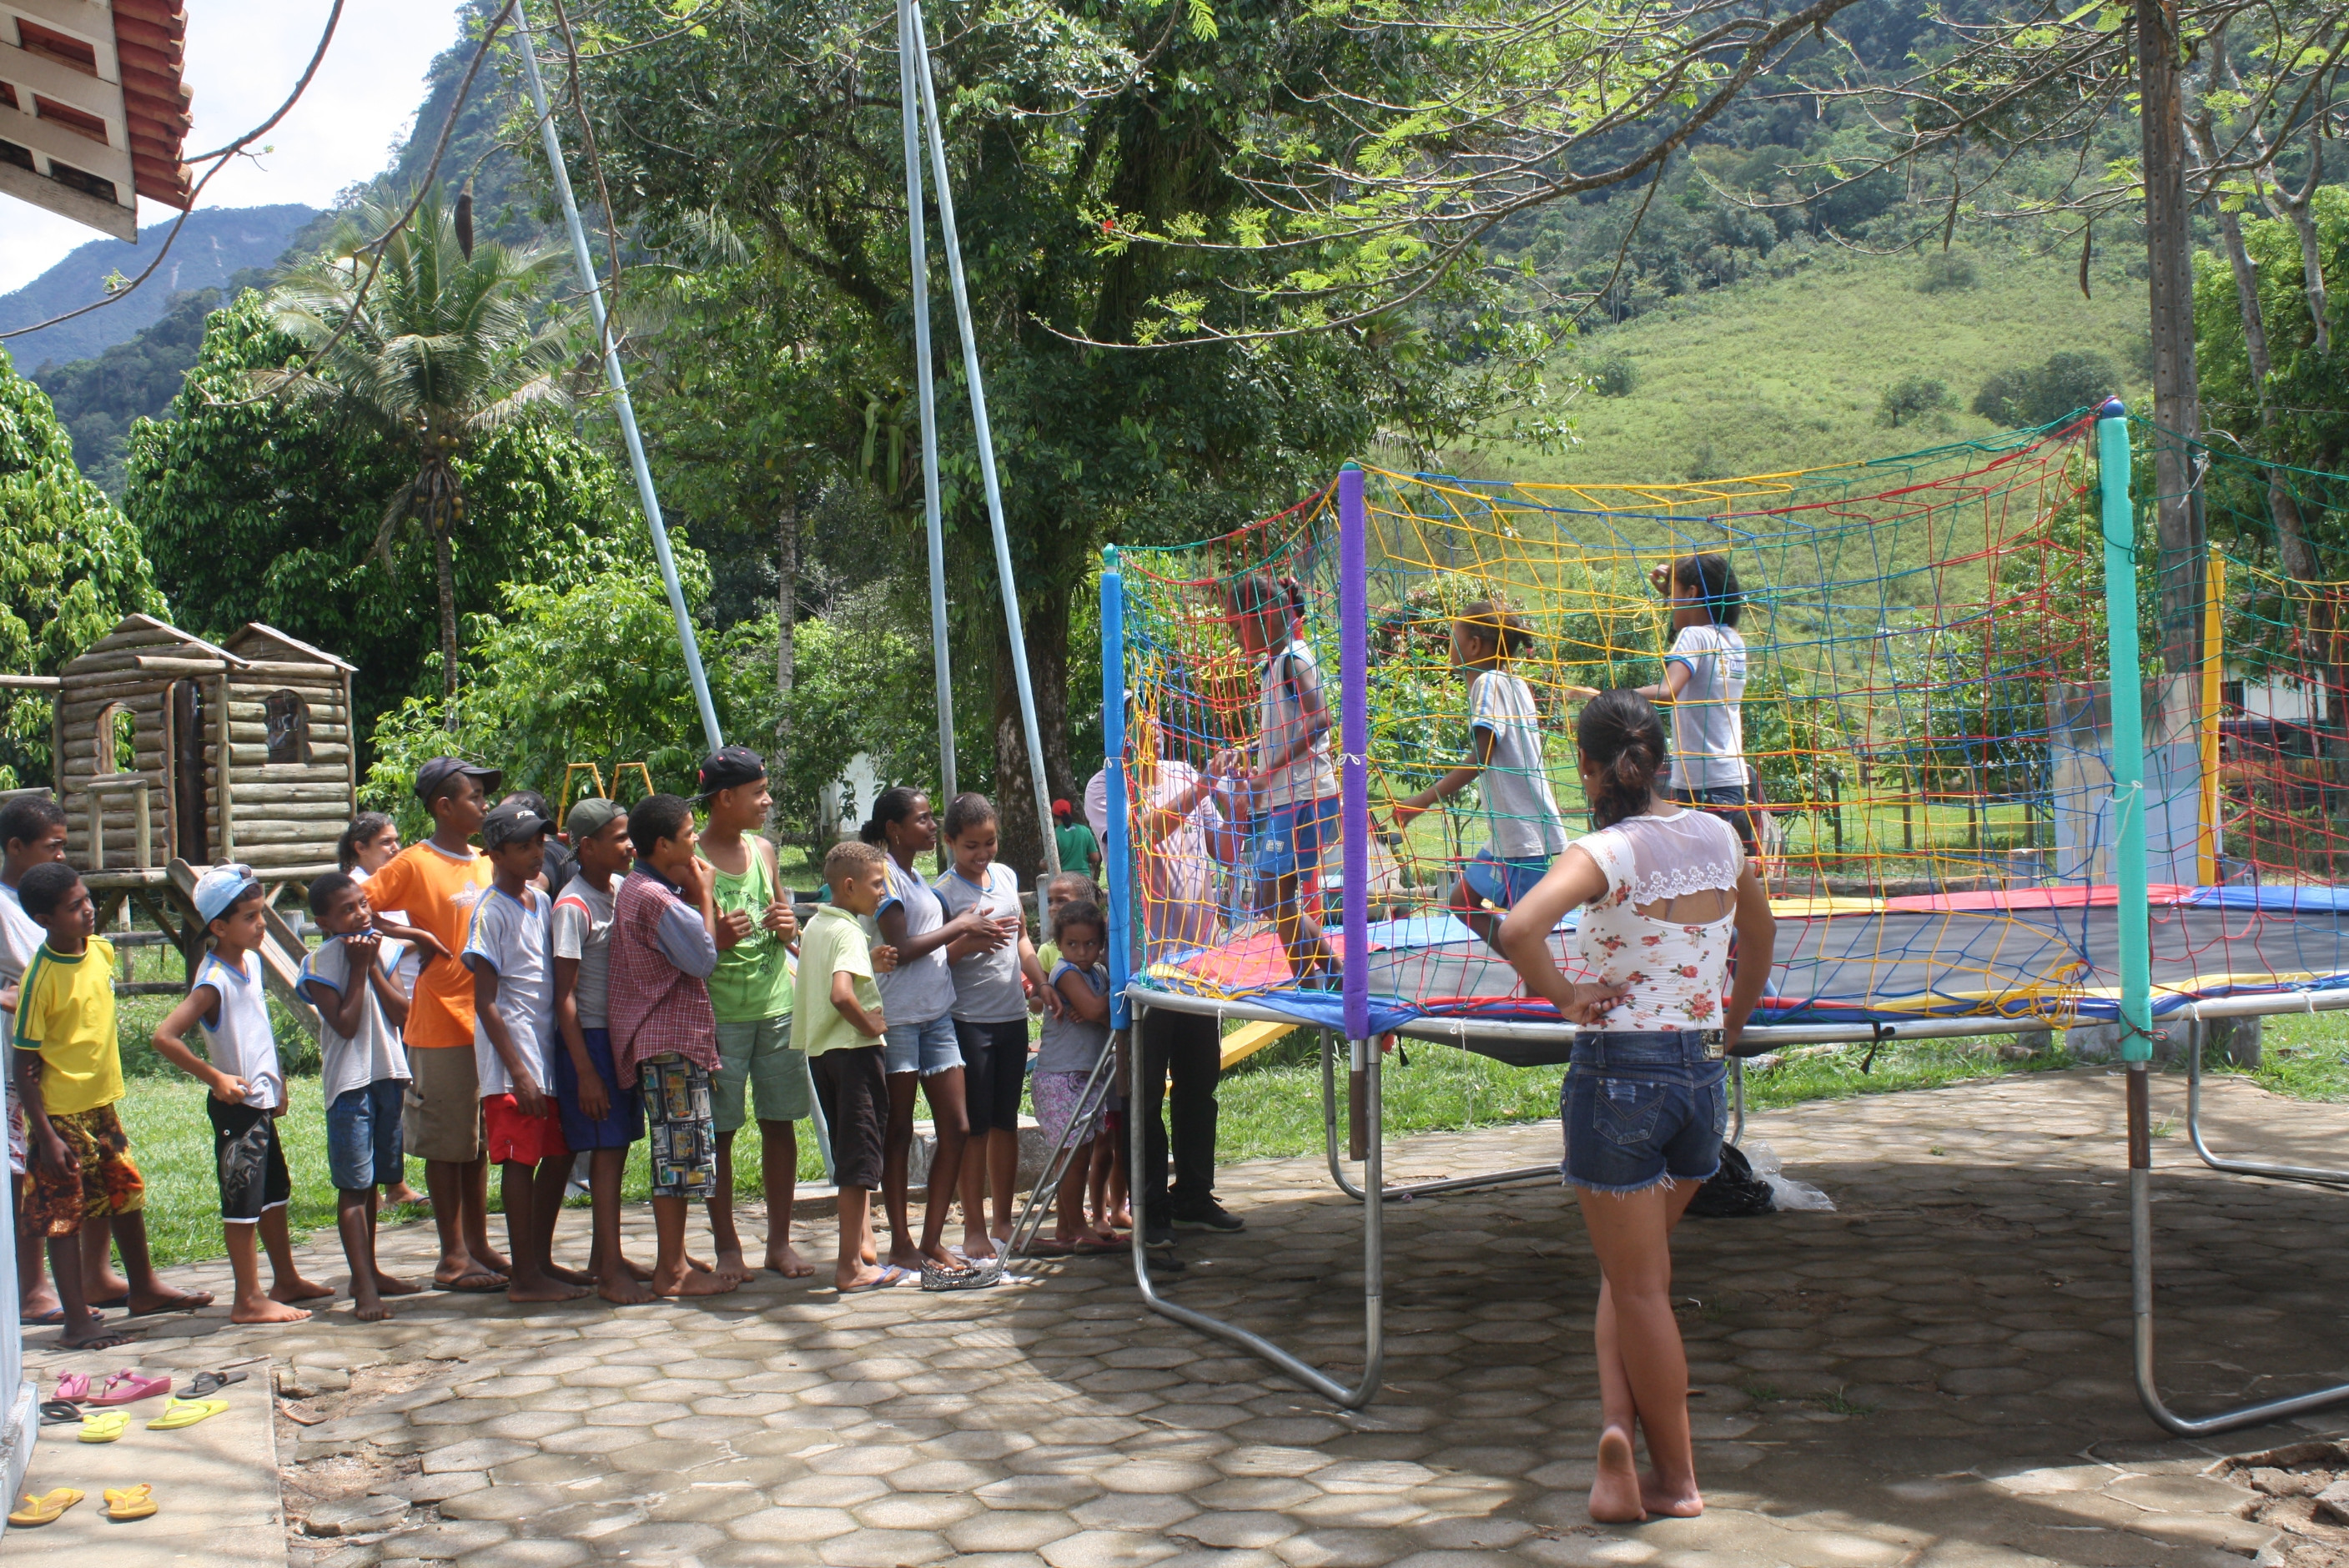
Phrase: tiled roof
[{"left": 0, "top": 0, "right": 193, "bottom": 240}]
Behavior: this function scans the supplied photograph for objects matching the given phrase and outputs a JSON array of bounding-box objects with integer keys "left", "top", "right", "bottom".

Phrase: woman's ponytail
[
  {"left": 862, "top": 785, "right": 925, "bottom": 846},
  {"left": 1577, "top": 690, "right": 1667, "bottom": 829}
]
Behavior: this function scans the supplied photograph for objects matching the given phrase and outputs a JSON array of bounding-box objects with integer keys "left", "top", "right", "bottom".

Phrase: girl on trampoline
[
  {"left": 1634, "top": 553, "right": 1760, "bottom": 857},
  {"left": 1215, "top": 572, "right": 1340, "bottom": 982},
  {"left": 1498, "top": 690, "right": 1774, "bottom": 1525},
  {"left": 1386, "top": 601, "right": 1569, "bottom": 949}
]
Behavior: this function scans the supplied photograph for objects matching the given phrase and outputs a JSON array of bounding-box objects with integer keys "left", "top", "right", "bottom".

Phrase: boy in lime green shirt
[
  {"left": 13, "top": 862, "right": 211, "bottom": 1347},
  {"left": 794, "top": 840, "right": 895, "bottom": 1293}
]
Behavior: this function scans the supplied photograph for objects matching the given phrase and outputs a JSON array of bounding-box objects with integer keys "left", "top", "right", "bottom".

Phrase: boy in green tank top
[{"left": 694, "top": 747, "right": 812, "bottom": 1280}]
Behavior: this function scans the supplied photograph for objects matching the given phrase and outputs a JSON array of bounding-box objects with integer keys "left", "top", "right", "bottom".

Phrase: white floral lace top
[{"left": 1571, "top": 808, "right": 1745, "bottom": 1030}]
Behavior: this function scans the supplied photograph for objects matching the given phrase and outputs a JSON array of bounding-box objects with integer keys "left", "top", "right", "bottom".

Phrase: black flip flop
[
  {"left": 38, "top": 1400, "right": 80, "bottom": 1426},
  {"left": 177, "top": 1368, "right": 250, "bottom": 1399}
]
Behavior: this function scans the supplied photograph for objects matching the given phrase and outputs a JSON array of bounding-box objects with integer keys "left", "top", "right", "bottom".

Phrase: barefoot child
[
  {"left": 1030, "top": 901, "right": 1119, "bottom": 1254},
  {"left": 18, "top": 862, "right": 213, "bottom": 1345},
  {"left": 1389, "top": 603, "right": 1568, "bottom": 950},
  {"left": 694, "top": 746, "right": 812, "bottom": 1282},
  {"left": 794, "top": 841, "right": 898, "bottom": 1293},
  {"left": 340, "top": 812, "right": 427, "bottom": 1209},
  {"left": 299, "top": 872, "right": 421, "bottom": 1320},
  {"left": 934, "top": 792, "right": 1049, "bottom": 1262},
  {"left": 550, "top": 798, "right": 652, "bottom": 1304},
  {"left": 608, "top": 794, "right": 739, "bottom": 1299},
  {"left": 152, "top": 864, "right": 329, "bottom": 1324},
  {"left": 465, "top": 798, "right": 587, "bottom": 1304}
]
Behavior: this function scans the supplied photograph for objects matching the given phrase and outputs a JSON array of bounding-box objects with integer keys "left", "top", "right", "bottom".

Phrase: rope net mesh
[{"left": 1107, "top": 416, "right": 2349, "bottom": 1036}]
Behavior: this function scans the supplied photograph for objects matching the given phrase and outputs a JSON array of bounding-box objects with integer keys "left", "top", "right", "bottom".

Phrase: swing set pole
[{"left": 898, "top": 0, "right": 958, "bottom": 802}]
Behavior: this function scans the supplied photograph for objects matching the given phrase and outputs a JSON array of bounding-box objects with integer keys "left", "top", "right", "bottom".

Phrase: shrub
[
  {"left": 1971, "top": 349, "right": 2119, "bottom": 428},
  {"left": 1588, "top": 355, "right": 1638, "bottom": 397},
  {"left": 1917, "top": 252, "right": 1978, "bottom": 292},
  {"left": 1876, "top": 376, "right": 1949, "bottom": 428}
]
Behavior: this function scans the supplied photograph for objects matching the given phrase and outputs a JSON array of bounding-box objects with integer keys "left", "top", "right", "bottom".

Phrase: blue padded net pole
[
  {"left": 909, "top": 0, "right": 1059, "bottom": 872},
  {"left": 515, "top": 17, "right": 720, "bottom": 754},
  {"left": 897, "top": 0, "right": 956, "bottom": 800},
  {"left": 2097, "top": 401, "right": 2152, "bottom": 1061},
  {"left": 1102, "top": 549, "right": 1132, "bottom": 1030}
]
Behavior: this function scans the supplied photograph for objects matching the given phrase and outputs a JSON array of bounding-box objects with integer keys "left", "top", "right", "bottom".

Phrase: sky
[{"left": 0, "top": 0, "right": 468, "bottom": 294}]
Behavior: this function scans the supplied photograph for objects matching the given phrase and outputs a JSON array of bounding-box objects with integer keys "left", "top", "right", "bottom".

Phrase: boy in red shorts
[
  {"left": 14, "top": 862, "right": 210, "bottom": 1346},
  {"left": 465, "top": 799, "right": 587, "bottom": 1303}
]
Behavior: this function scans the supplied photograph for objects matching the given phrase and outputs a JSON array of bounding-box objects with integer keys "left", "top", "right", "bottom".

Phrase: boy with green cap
[{"left": 694, "top": 746, "right": 810, "bottom": 1280}]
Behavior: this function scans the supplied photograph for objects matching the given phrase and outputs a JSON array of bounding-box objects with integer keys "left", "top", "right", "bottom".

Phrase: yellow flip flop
[
  {"left": 9, "top": 1487, "right": 84, "bottom": 1525},
  {"left": 103, "top": 1485, "right": 157, "bottom": 1521},
  {"left": 145, "top": 1398, "right": 228, "bottom": 1431},
  {"left": 79, "top": 1411, "right": 128, "bottom": 1443}
]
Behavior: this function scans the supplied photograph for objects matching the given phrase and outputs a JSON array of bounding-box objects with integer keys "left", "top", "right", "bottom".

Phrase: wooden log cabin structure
[{"left": 40, "top": 614, "right": 354, "bottom": 1028}]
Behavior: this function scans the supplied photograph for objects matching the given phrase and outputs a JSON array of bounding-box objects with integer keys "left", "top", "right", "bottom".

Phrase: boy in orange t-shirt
[{"left": 363, "top": 757, "right": 502, "bottom": 1291}]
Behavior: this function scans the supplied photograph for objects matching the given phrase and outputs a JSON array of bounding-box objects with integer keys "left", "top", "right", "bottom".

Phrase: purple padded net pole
[{"left": 1340, "top": 464, "right": 1370, "bottom": 1042}]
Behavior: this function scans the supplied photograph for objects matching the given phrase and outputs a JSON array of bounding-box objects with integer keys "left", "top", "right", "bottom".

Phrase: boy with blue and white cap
[{"left": 153, "top": 863, "right": 333, "bottom": 1324}]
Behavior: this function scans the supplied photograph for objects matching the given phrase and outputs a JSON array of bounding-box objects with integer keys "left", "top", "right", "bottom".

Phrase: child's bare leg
[
  {"left": 590, "top": 1148, "right": 651, "bottom": 1303},
  {"left": 1453, "top": 875, "right": 1504, "bottom": 952},
  {"left": 115, "top": 1212, "right": 211, "bottom": 1314},
  {"left": 365, "top": 1189, "right": 420, "bottom": 1299},
  {"left": 882, "top": 1071, "right": 920, "bottom": 1266},
  {"left": 15, "top": 1176, "right": 57, "bottom": 1318},
  {"left": 259, "top": 1207, "right": 332, "bottom": 1304},
  {"left": 707, "top": 1129, "right": 752, "bottom": 1281},
  {"left": 957, "top": 1115, "right": 993, "bottom": 1258},
  {"left": 533, "top": 1156, "right": 591, "bottom": 1286},
  {"left": 501, "top": 1162, "right": 584, "bottom": 1302},
  {"left": 1054, "top": 1141, "right": 1090, "bottom": 1242},
  {"left": 426, "top": 1158, "right": 502, "bottom": 1289},
  {"left": 78, "top": 1214, "right": 127, "bottom": 1301},
  {"left": 918, "top": 1068, "right": 971, "bottom": 1268},
  {"left": 226, "top": 1223, "right": 307, "bottom": 1324},
  {"left": 1106, "top": 1130, "right": 1131, "bottom": 1229},
  {"left": 46, "top": 1229, "right": 131, "bottom": 1349},
  {"left": 651, "top": 1194, "right": 737, "bottom": 1296},
  {"left": 340, "top": 1189, "right": 390, "bottom": 1319},
  {"left": 834, "top": 1187, "right": 886, "bottom": 1291},
  {"left": 761, "top": 1119, "right": 812, "bottom": 1276},
  {"left": 988, "top": 1127, "right": 1019, "bottom": 1241},
  {"left": 463, "top": 1157, "right": 509, "bottom": 1274}
]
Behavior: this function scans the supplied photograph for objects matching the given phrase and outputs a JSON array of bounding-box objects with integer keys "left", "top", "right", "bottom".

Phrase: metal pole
[
  {"left": 514, "top": 18, "right": 720, "bottom": 753},
  {"left": 898, "top": 0, "right": 956, "bottom": 801},
  {"left": 908, "top": 0, "right": 1058, "bottom": 872}
]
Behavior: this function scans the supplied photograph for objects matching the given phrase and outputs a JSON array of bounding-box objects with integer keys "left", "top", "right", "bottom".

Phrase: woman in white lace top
[{"left": 1499, "top": 690, "right": 1775, "bottom": 1525}]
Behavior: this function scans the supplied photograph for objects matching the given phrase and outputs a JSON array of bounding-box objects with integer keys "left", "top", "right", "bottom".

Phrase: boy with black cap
[
  {"left": 695, "top": 746, "right": 810, "bottom": 1281},
  {"left": 466, "top": 797, "right": 588, "bottom": 1303},
  {"left": 153, "top": 864, "right": 334, "bottom": 1323},
  {"left": 365, "top": 756, "right": 506, "bottom": 1292}
]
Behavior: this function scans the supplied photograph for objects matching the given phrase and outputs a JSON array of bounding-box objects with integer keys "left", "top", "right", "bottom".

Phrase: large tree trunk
[
  {"left": 775, "top": 492, "right": 798, "bottom": 745},
  {"left": 435, "top": 515, "right": 460, "bottom": 728},
  {"left": 2137, "top": 0, "right": 2204, "bottom": 701},
  {"left": 991, "top": 587, "right": 1073, "bottom": 881}
]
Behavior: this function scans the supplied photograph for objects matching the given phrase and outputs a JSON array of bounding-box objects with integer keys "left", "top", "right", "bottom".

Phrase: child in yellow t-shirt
[{"left": 13, "top": 862, "right": 213, "bottom": 1348}]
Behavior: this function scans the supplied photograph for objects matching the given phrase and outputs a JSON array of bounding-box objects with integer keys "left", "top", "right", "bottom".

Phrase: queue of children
[{"left": 9, "top": 741, "right": 1134, "bottom": 1339}]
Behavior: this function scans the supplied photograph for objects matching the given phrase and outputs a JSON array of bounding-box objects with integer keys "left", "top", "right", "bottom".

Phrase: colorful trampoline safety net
[{"left": 1106, "top": 415, "right": 2349, "bottom": 1037}]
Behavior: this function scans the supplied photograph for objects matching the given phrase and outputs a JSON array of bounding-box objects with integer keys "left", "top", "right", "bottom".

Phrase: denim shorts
[
  {"left": 883, "top": 1012, "right": 963, "bottom": 1078},
  {"left": 1666, "top": 784, "right": 1759, "bottom": 853},
  {"left": 1461, "top": 848, "right": 1551, "bottom": 910},
  {"left": 326, "top": 1079, "right": 405, "bottom": 1192},
  {"left": 1560, "top": 1030, "right": 1728, "bottom": 1195},
  {"left": 1252, "top": 796, "right": 1340, "bottom": 880}
]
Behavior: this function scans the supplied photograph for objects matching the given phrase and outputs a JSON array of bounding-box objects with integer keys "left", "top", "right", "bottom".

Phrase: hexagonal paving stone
[{"left": 1038, "top": 1528, "right": 1184, "bottom": 1568}]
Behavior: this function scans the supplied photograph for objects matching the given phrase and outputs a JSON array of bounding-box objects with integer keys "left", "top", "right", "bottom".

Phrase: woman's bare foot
[
  {"left": 652, "top": 1260, "right": 739, "bottom": 1297},
  {"left": 269, "top": 1276, "right": 335, "bottom": 1304},
  {"left": 506, "top": 1274, "right": 593, "bottom": 1304},
  {"left": 127, "top": 1285, "right": 214, "bottom": 1316},
  {"left": 1589, "top": 1426, "right": 1647, "bottom": 1524},
  {"left": 919, "top": 1242, "right": 966, "bottom": 1272},
  {"left": 599, "top": 1271, "right": 656, "bottom": 1305},
  {"left": 1639, "top": 1469, "right": 1703, "bottom": 1518},
  {"left": 230, "top": 1295, "right": 311, "bottom": 1324},
  {"left": 712, "top": 1249, "right": 756, "bottom": 1284},
  {"left": 372, "top": 1271, "right": 424, "bottom": 1297},
  {"left": 352, "top": 1299, "right": 394, "bottom": 1322},
  {"left": 767, "top": 1244, "right": 816, "bottom": 1279},
  {"left": 960, "top": 1228, "right": 997, "bottom": 1261}
]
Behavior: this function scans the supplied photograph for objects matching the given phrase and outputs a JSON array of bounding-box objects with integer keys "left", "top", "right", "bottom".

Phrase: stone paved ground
[{"left": 22, "top": 1064, "right": 2349, "bottom": 1568}]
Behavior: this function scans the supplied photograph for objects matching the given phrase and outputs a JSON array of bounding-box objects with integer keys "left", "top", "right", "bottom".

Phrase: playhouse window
[
  {"left": 264, "top": 691, "right": 312, "bottom": 766},
  {"left": 96, "top": 703, "right": 135, "bottom": 774}
]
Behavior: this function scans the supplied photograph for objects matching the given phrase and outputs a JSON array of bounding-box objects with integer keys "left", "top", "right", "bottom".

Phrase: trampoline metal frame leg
[
  {"left": 1316, "top": 1030, "right": 1553, "bottom": 1201},
  {"left": 2127, "top": 1062, "right": 2349, "bottom": 1436},
  {"left": 2184, "top": 1026, "right": 2349, "bottom": 1187},
  {"left": 1130, "top": 1003, "right": 1386, "bottom": 1408}
]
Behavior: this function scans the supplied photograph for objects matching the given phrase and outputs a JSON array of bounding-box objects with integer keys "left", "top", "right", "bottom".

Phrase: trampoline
[{"left": 1064, "top": 404, "right": 2349, "bottom": 1436}]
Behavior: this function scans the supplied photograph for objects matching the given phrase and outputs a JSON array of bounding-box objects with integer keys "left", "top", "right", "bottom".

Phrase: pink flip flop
[
  {"left": 53, "top": 1372, "right": 90, "bottom": 1403},
  {"left": 87, "top": 1369, "right": 171, "bottom": 1406}
]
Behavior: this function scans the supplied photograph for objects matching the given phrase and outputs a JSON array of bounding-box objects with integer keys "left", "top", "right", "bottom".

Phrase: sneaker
[
  {"left": 1142, "top": 1225, "right": 1179, "bottom": 1249},
  {"left": 1169, "top": 1202, "right": 1245, "bottom": 1233}
]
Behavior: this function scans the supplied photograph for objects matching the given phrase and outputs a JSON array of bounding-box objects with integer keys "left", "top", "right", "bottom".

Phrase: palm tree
[{"left": 262, "top": 188, "right": 568, "bottom": 715}]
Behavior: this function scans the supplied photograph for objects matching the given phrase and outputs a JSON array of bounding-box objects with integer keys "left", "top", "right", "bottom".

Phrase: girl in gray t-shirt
[
  {"left": 1391, "top": 602, "right": 1568, "bottom": 949},
  {"left": 1635, "top": 553, "right": 1758, "bottom": 854}
]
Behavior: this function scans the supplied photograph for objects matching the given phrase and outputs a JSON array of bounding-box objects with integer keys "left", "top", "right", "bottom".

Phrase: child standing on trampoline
[
  {"left": 1637, "top": 554, "right": 1758, "bottom": 853},
  {"left": 1499, "top": 690, "right": 1774, "bottom": 1525},
  {"left": 1216, "top": 572, "right": 1339, "bottom": 981},
  {"left": 1389, "top": 602, "right": 1569, "bottom": 947}
]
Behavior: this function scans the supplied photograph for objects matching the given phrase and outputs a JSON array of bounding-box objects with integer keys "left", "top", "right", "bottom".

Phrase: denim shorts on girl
[
  {"left": 1560, "top": 1029, "right": 1728, "bottom": 1194},
  {"left": 1251, "top": 796, "right": 1340, "bottom": 880},
  {"left": 883, "top": 1012, "right": 963, "bottom": 1078}
]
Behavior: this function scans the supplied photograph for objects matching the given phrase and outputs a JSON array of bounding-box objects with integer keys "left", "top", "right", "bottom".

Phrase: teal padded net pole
[{"left": 2098, "top": 400, "right": 2153, "bottom": 1062}]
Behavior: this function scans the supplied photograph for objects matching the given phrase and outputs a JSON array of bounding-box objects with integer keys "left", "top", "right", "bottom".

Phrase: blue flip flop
[{"left": 838, "top": 1265, "right": 915, "bottom": 1295}]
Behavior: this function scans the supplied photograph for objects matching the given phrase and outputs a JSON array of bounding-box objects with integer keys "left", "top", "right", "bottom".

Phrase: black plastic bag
[{"left": 1685, "top": 1142, "right": 1774, "bottom": 1218}]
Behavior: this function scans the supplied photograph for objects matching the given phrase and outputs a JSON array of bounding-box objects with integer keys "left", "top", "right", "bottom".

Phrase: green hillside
[{"left": 1481, "top": 245, "right": 2149, "bottom": 485}]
